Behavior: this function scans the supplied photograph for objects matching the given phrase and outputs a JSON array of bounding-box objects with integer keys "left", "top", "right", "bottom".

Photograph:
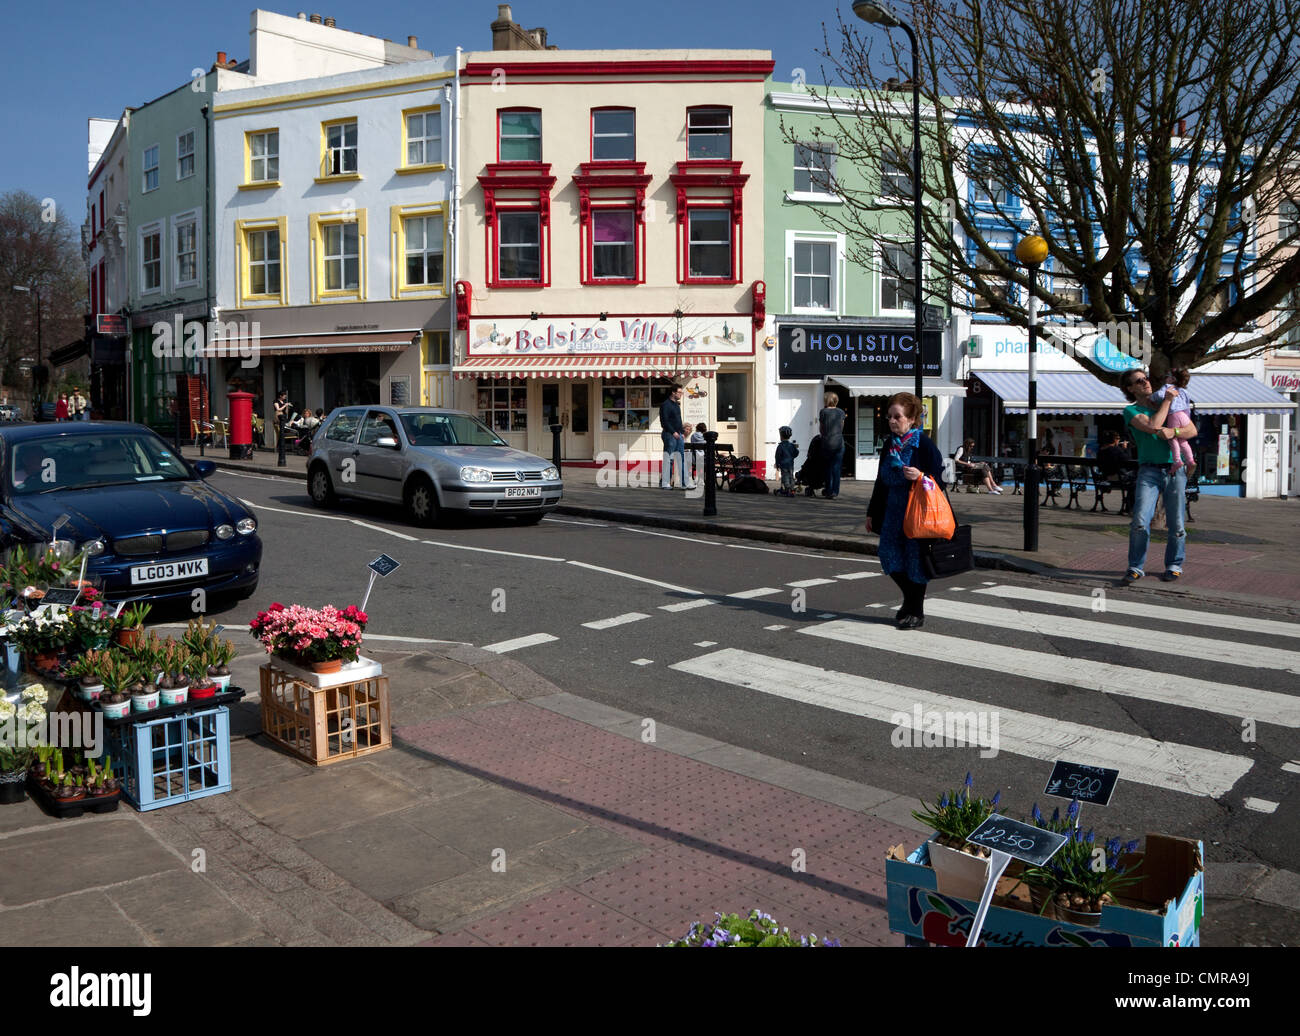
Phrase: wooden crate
[{"left": 259, "top": 662, "right": 391, "bottom": 766}]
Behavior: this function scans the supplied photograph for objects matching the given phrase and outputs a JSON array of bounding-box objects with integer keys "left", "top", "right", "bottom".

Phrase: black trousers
[{"left": 889, "top": 572, "right": 927, "bottom": 616}]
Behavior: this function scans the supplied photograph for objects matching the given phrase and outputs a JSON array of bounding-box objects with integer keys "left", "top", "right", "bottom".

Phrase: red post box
[{"left": 227, "top": 391, "right": 254, "bottom": 459}]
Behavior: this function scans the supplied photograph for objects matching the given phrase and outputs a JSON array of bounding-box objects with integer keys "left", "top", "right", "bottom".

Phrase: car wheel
[
  {"left": 405, "top": 475, "right": 440, "bottom": 527},
  {"left": 308, "top": 464, "right": 336, "bottom": 507},
  {"left": 516, "top": 512, "right": 545, "bottom": 525}
]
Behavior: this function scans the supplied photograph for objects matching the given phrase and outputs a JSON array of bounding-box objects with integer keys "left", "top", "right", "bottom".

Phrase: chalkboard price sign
[
  {"left": 967, "top": 814, "right": 1068, "bottom": 867},
  {"left": 1044, "top": 761, "right": 1120, "bottom": 806},
  {"left": 42, "top": 587, "right": 81, "bottom": 606},
  {"left": 368, "top": 554, "right": 401, "bottom": 577}
]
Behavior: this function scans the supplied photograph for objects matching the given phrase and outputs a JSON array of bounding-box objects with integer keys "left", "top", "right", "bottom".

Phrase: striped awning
[
  {"left": 974, "top": 370, "right": 1296, "bottom": 415},
  {"left": 203, "top": 330, "right": 419, "bottom": 357},
  {"left": 454, "top": 354, "right": 718, "bottom": 380}
]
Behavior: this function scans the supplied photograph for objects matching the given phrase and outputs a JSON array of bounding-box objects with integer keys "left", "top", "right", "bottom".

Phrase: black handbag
[{"left": 922, "top": 525, "right": 974, "bottom": 579}]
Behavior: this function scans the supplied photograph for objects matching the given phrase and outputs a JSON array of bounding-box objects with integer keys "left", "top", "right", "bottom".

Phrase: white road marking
[
  {"left": 1244, "top": 798, "right": 1279, "bottom": 814},
  {"left": 660, "top": 599, "right": 718, "bottom": 612},
  {"left": 583, "top": 612, "right": 652, "bottom": 630},
  {"left": 800, "top": 619, "right": 1300, "bottom": 728},
  {"left": 566, "top": 560, "right": 703, "bottom": 595},
  {"left": 764, "top": 624, "right": 788, "bottom": 631},
  {"left": 481, "top": 633, "right": 559, "bottom": 654},
  {"left": 1282, "top": 761, "right": 1300, "bottom": 775},
  {"left": 357, "top": 633, "right": 473, "bottom": 645},
  {"left": 787, "top": 578, "right": 836, "bottom": 588},
  {"left": 818, "top": 612, "right": 837, "bottom": 618},
  {"left": 351, "top": 519, "right": 419, "bottom": 541},
  {"left": 727, "top": 587, "right": 784, "bottom": 599},
  {"left": 836, "top": 571, "right": 881, "bottom": 580},
  {"left": 694, "top": 641, "right": 718, "bottom": 647},
  {"left": 975, "top": 584, "right": 1300, "bottom": 641},
  {"left": 422, "top": 539, "right": 565, "bottom": 562},
  {"left": 631, "top": 658, "right": 655, "bottom": 666},
  {"left": 671, "top": 648, "right": 1252, "bottom": 798},
  {"left": 924, "top": 598, "right": 1300, "bottom": 673},
  {"left": 543, "top": 517, "right": 608, "bottom": 527},
  {"left": 618, "top": 527, "right": 716, "bottom": 544},
  {"left": 241, "top": 499, "right": 352, "bottom": 522}
]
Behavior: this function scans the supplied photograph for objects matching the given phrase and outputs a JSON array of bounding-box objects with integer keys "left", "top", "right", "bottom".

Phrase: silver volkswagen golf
[{"left": 306, "top": 406, "right": 563, "bottom": 525}]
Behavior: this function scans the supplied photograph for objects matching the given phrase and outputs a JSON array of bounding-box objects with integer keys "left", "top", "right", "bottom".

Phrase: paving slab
[
  {"left": 107, "top": 869, "right": 263, "bottom": 946},
  {"left": 0, "top": 889, "right": 146, "bottom": 946},
  {"left": 234, "top": 762, "right": 425, "bottom": 839},
  {"left": 397, "top": 784, "right": 587, "bottom": 860},
  {"left": 226, "top": 736, "right": 317, "bottom": 790},
  {"left": 390, "top": 852, "right": 571, "bottom": 931}
]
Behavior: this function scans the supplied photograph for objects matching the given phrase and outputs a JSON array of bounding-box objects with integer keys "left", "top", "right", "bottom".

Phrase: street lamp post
[
  {"left": 853, "top": 0, "right": 924, "bottom": 399},
  {"left": 12, "top": 285, "right": 43, "bottom": 419},
  {"left": 1015, "top": 235, "right": 1049, "bottom": 552}
]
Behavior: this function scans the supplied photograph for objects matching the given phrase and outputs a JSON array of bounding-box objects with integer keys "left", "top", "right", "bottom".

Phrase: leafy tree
[{"left": 789, "top": 0, "right": 1300, "bottom": 379}]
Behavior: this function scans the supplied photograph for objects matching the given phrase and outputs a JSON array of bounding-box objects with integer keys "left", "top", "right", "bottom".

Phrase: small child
[
  {"left": 1148, "top": 368, "right": 1196, "bottom": 474},
  {"left": 774, "top": 426, "right": 800, "bottom": 496}
]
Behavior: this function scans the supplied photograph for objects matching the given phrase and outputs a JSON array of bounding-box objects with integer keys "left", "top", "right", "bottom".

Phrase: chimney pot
[
  {"left": 408, "top": 35, "right": 418, "bottom": 48},
  {"left": 498, "top": 4, "right": 512, "bottom": 21},
  {"left": 310, "top": 13, "right": 321, "bottom": 23},
  {"left": 324, "top": 16, "right": 335, "bottom": 27},
  {"left": 217, "top": 51, "right": 227, "bottom": 66},
  {"left": 297, "top": 11, "right": 306, "bottom": 18}
]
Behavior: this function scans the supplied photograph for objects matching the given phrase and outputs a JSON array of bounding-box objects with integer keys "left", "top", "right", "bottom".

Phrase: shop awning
[
  {"left": 203, "top": 330, "right": 419, "bottom": 357},
  {"left": 50, "top": 338, "right": 91, "bottom": 366},
  {"left": 828, "top": 376, "right": 967, "bottom": 397},
  {"left": 454, "top": 354, "right": 719, "bottom": 379},
  {"left": 974, "top": 371, "right": 1296, "bottom": 415}
]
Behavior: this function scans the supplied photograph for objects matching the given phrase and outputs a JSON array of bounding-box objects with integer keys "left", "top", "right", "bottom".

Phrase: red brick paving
[{"left": 396, "top": 701, "right": 922, "bottom": 946}]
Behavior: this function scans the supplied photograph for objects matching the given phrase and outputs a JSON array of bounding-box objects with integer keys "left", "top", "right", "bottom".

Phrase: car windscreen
[
  {"left": 400, "top": 413, "right": 508, "bottom": 447},
  {"left": 10, "top": 434, "right": 191, "bottom": 495}
]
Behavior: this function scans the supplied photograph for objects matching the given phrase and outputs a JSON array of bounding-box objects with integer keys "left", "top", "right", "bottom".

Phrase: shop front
[
  {"left": 454, "top": 315, "right": 755, "bottom": 468},
  {"left": 771, "top": 320, "right": 961, "bottom": 481},
  {"left": 1265, "top": 368, "right": 1299, "bottom": 497}
]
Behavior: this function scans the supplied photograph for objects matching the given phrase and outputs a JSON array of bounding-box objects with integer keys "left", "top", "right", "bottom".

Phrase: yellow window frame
[
  {"left": 390, "top": 203, "right": 447, "bottom": 298},
  {"left": 310, "top": 208, "right": 368, "bottom": 303},
  {"left": 398, "top": 105, "right": 445, "bottom": 174},
  {"left": 317, "top": 118, "right": 362, "bottom": 182},
  {"left": 237, "top": 217, "right": 289, "bottom": 306},
  {"left": 241, "top": 127, "right": 281, "bottom": 189}
]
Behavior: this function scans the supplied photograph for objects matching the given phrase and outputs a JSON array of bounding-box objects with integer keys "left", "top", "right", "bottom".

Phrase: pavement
[{"left": 1, "top": 445, "right": 1294, "bottom": 948}]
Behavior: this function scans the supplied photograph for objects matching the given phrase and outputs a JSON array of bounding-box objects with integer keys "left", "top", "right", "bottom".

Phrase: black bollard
[
  {"left": 703, "top": 430, "right": 719, "bottom": 517},
  {"left": 1023, "top": 463, "right": 1040, "bottom": 552},
  {"left": 550, "top": 423, "right": 562, "bottom": 476},
  {"left": 277, "top": 412, "right": 287, "bottom": 467}
]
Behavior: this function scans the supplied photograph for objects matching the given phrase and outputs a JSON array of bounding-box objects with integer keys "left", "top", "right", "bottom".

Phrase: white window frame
[
  {"left": 172, "top": 210, "right": 200, "bottom": 288},
  {"left": 246, "top": 225, "right": 282, "bottom": 298},
  {"left": 325, "top": 121, "right": 358, "bottom": 176},
  {"left": 249, "top": 129, "right": 279, "bottom": 183},
  {"left": 323, "top": 222, "right": 360, "bottom": 292},
  {"left": 142, "top": 145, "right": 160, "bottom": 193},
  {"left": 879, "top": 143, "right": 914, "bottom": 203},
  {"left": 139, "top": 221, "right": 164, "bottom": 295},
  {"left": 791, "top": 141, "right": 838, "bottom": 202},
  {"left": 879, "top": 240, "right": 919, "bottom": 315},
  {"left": 1279, "top": 286, "right": 1300, "bottom": 353},
  {"left": 403, "top": 213, "right": 445, "bottom": 288},
  {"left": 787, "top": 230, "right": 844, "bottom": 315},
  {"left": 1280, "top": 199, "right": 1299, "bottom": 244},
  {"left": 405, "top": 110, "right": 441, "bottom": 167},
  {"left": 177, "top": 129, "right": 196, "bottom": 180}
]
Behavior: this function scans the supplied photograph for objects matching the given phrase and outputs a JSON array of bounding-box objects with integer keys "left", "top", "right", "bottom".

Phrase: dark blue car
[{"left": 0, "top": 422, "right": 261, "bottom": 603}]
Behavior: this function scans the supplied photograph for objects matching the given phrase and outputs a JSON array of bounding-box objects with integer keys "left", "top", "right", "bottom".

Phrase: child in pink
[{"left": 1148, "top": 368, "right": 1196, "bottom": 474}]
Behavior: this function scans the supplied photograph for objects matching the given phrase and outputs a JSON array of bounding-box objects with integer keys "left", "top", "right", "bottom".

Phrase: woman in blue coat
[{"left": 866, "top": 392, "right": 946, "bottom": 629}]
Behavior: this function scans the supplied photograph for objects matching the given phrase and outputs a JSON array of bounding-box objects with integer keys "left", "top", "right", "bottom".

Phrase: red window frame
[
  {"left": 671, "top": 160, "right": 748, "bottom": 286},
  {"left": 573, "top": 160, "right": 651, "bottom": 287},
  {"left": 586, "top": 205, "right": 641, "bottom": 285},
  {"left": 479, "top": 163, "right": 556, "bottom": 289},
  {"left": 590, "top": 107, "right": 635, "bottom": 163},
  {"left": 680, "top": 201, "right": 738, "bottom": 284},
  {"left": 497, "top": 107, "right": 542, "bottom": 163}
]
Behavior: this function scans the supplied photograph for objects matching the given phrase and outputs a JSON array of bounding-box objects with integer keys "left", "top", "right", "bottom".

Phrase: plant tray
[
  {"left": 886, "top": 833, "right": 1204, "bottom": 947},
  {"left": 93, "top": 687, "right": 246, "bottom": 728},
  {"left": 259, "top": 663, "right": 390, "bottom": 766},
  {"left": 26, "top": 775, "right": 122, "bottom": 819}
]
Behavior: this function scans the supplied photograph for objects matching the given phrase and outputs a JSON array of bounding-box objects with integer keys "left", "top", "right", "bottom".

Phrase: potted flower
[
  {"left": 115, "top": 602, "right": 151, "bottom": 649},
  {"left": 158, "top": 643, "right": 190, "bottom": 696},
  {"left": 85, "top": 756, "right": 120, "bottom": 799},
  {"left": 1021, "top": 803, "right": 1143, "bottom": 925},
  {"left": 67, "top": 649, "right": 106, "bottom": 701},
  {"left": 10, "top": 611, "right": 74, "bottom": 671},
  {"left": 664, "top": 910, "right": 841, "bottom": 947},
  {"left": 248, "top": 603, "right": 365, "bottom": 673},
  {"left": 188, "top": 652, "right": 218, "bottom": 700},
  {"left": 0, "top": 683, "right": 47, "bottom": 803},
  {"left": 68, "top": 599, "right": 114, "bottom": 652},
  {"left": 127, "top": 660, "right": 159, "bottom": 713},
  {"left": 206, "top": 638, "right": 237, "bottom": 691},
  {"left": 911, "top": 772, "right": 1002, "bottom": 900},
  {"left": 98, "top": 657, "right": 132, "bottom": 719}
]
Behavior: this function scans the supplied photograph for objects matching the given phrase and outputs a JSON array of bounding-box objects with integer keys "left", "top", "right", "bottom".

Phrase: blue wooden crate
[{"left": 106, "top": 705, "right": 232, "bottom": 811}]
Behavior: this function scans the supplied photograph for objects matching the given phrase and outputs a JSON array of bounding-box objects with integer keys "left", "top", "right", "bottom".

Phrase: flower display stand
[
  {"left": 886, "top": 834, "right": 1205, "bottom": 947},
  {"left": 259, "top": 657, "right": 390, "bottom": 766}
]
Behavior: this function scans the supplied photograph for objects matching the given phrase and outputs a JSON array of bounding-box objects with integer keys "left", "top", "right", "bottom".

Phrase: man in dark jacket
[{"left": 658, "top": 384, "right": 690, "bottom": 489}]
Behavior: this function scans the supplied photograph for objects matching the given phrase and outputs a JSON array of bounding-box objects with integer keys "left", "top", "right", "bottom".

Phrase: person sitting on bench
[{"left": 954, "top": 438, "right": 1003, "bottom": 494}]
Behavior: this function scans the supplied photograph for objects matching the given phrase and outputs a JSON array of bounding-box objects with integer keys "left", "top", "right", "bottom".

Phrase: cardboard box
[{"left": 886, "top": 833, "right": 1204, "bottom": 947}]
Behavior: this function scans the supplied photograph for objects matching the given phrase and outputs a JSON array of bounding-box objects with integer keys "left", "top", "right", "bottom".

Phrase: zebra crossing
[{"left": 666, "top": 582, "right": 1300, "bottom": 809}]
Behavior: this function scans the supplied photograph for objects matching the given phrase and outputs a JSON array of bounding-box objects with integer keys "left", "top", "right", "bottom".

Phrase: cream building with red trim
[{"left": 454, "top": 47, "right": 774, "bottom": 470}]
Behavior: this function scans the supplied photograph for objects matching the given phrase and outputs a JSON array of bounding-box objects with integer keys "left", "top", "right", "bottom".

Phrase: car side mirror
[
  {"left": 376, "top": 436, "right": 400, "bottom": 449},
  {"left": 193, "top": 460, "right": 216, "bottom": 479}
]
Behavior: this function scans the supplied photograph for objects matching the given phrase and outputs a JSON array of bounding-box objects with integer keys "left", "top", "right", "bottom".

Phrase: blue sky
[{"left": 3, "top": 1, "right": 871, "bottom": 225}]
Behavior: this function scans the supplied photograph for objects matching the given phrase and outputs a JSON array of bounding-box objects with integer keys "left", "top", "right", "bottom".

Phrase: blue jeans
[
  {"left": 661, "top": 436, "right": 686, "bottom": 487},
  {"left": 1127, "top": 464, "right": 1187, "bottom": 576},
  {"left": 824, "top": 442, "right": 845, "bottom": 496}
]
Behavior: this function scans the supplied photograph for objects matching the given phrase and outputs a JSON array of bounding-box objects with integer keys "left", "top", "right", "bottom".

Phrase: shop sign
[
  {"left": 96, "top": 314, "right": 127, "bottom": 336},
  {"left": 468, "top": 317, "right": 752, "bottom": 356},
  {"left": 1267, "top": 370, "right": 1300, "bottom": 392},
  {"left": 777, "top": 324, "right": 942, "bottom": 378}
]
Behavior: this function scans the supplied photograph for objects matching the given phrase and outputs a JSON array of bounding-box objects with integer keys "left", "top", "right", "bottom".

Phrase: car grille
[
  {"left": 114, "top": 529, "right": 211, "bottom": 556},
  {"left": 490, "top": 471, "right": 545, "bottom": 482}
]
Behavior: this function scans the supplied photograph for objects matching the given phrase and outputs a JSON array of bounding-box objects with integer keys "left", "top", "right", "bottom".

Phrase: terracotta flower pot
[
  {"left": 310, "top": 658, "right": 343, "bottom": 674},
  {"left": 116, "top": 628, "right": 142, "bottom": 649},
  {"left": 28, "top": 650, "right": 59, "bottom": 671}
]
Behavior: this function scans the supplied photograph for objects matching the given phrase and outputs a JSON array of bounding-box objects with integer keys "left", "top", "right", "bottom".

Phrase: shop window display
[
  {"left": 601, "top": 378, "right": 671, "bottom": 432},
  {"left": 477, "top": 378, "right": 528, "bottom": 433}
]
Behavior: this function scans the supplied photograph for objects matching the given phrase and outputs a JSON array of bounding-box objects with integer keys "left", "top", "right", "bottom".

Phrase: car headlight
[
  {"left": 542, "top": 466, "right": 559, "bottom": 481},
  {"left": 236, "top": 518, "right": 257, "bottom": 535},
  {"left": 215, "top": 524, "right": 235, "bottom": 540},
  {"left": 460, "top": 466, "right": 492, "bottom": 484},
  {"left": 81, "top": 539, "right": 106, "bottom": 557}
]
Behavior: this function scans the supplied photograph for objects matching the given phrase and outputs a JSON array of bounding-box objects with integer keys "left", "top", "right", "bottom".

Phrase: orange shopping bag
[{"left": 903, "top": 475, "right": 957, "bottom": 540}]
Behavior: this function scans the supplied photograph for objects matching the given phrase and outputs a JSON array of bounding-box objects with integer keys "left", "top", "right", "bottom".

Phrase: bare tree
[
  {"left": 787, "top": 0, "right": 1300, "bottom": 380},
  {"left": 0, "top": 190, "right": 86, "bottom": 402}
]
